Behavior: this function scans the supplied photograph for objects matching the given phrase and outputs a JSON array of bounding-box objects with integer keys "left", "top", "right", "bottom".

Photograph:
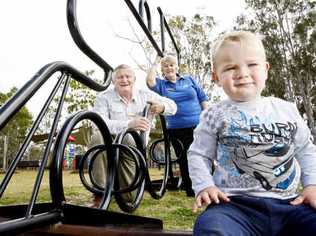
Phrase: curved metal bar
[
  {"left": 157, "top": 7, "right": 181, "bottom": 63},
  {"left": 149, "top": 138, "right": 182, "bottom": 164},
  {"left": 159, "top": 10, "right": 165, "bottom": 53},
  {"left": 138, "top": 0, "right": 152, "bottom": 32},
  {"left": 107, "top": 144, "right": 143, "bottom": 193},
  {"left": 80, "top": 143, "right": 144, "bottom": 195},
  {"left": 67, "top": 0, "right": 113, "bottom": 83},
  {"left": 0, "top": 61, "right": 109, "bottom": 131},
  {"left": 26, "top": 75, "right": 71, "bottom": 217},
  {"left": 124, "top": 0, "right": 163, "bottom": 57},
  {"left": 113, "top": 129, "right": 146, "bottom": 213},
  {"left": 140, "top": 104, "right": 171, "bottom": 199},
  {"left": 144, "top": 116, "right": 171, "bottom": 199},
  {"left": 141, "top": 103, "right": 151, "bottom": 149},
  {"left": 0, "top": 75, "right": 64, "bottom": 198},
  {"left": 113, "top": 132, "right": 146, "bottom": 194},
  {"left": 50, "top": 111, "right": 115, "bottom": 210},
  {"left": 160, "top": 115, "right": 174, "bottom": 181},
  {"left": 123, "top": 145, "right": 147, "bottom": 191},
  {"left": 78, "top": 145, "right": 107, "bottom": 195}
]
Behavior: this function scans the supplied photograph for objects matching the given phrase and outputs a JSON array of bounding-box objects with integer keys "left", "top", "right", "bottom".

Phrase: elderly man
[{"left": 89, "top": 64, "right": 177, "bottom": 206}]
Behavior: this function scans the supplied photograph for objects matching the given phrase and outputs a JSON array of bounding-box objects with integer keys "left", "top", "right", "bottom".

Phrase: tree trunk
[
  {"left": 300, "top": 83, "right": 316, "bottom": 141},
  {"left": 3, "top": 136, "right": 8, "bottom": 171}
]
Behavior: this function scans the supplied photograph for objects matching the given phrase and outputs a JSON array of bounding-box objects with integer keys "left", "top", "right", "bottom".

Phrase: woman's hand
[
  {"left": 146, "top": 55, "right": 161, "bottom": 88},
  {"left": 153, "top": 55, "right": 162, "bottom": 65},
  {"left": 192, "top": 186, "right": 230, "bottom": 213}
]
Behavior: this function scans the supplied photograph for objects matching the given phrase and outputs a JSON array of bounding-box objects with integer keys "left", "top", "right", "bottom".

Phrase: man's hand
[
  {"left": 148, "top": 101, "right": 165, "bottom": 115},
  {"left": 128, "top": 117, "right": 151, "bottom": 132},
  {"left": 290, "top": 185, "right": 316, "bottom": 209},
  {"left": 192, "top": 186, "right": 230, "bottom": 213}
]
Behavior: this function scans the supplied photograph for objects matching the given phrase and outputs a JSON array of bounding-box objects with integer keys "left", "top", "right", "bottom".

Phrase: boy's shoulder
[
  {"left": 264, "top": 96, "right": 296, "bottom": 109},
  {"left": 203, "top": 97, "right": 296, "bottom": 115},
  {"left": 264, "top": 96, "right": 292, "bottom": 104},
  {"left": 201, "top": 100, "right": 231, "bottom": 118}
]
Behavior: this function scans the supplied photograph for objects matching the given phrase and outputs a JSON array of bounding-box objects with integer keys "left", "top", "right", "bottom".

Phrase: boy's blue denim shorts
[{"left": 194, "top": 195, "right": 316, "bottom": 236}]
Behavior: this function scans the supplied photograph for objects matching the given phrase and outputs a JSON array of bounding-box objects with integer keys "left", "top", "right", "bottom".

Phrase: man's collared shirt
[{"left": 93, "top": 87, "right": 177, "bottom": 134}]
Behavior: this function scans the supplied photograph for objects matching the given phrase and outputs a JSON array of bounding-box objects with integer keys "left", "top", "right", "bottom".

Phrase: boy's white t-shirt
[{"left": 188, "top": 96, "right": 316, "bottom": 199}]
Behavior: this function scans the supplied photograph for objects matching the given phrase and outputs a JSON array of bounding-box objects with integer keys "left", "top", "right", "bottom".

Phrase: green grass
[{"left": 0, "top": 169, "right": 196, "bottom": 231}]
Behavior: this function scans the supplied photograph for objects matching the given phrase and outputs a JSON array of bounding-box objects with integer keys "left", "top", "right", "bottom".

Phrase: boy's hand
[
  {"left": 192, "top": 186, "right": 230, "bottom": 213},
  {"left": 290, "top": 185, "right": 316, "bottom": 209}
]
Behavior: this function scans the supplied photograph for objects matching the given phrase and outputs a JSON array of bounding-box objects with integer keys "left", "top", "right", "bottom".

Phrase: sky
[{"left": 0, "top": 0, "right": 246, "bottom": 115}]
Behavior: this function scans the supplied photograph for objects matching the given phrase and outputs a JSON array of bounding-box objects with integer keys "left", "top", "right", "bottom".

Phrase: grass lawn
[{"left": 0, "top": 169, "right": 196, "bottom": 231}]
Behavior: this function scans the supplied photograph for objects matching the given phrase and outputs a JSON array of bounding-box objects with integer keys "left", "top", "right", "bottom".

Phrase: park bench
[{"left": 17, "top": 160, "right": 41, "bottom": 169}]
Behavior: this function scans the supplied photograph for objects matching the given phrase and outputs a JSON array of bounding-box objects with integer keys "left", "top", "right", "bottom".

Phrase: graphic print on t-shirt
[{"left": 216, "top": 105, "right": 298, "bottom": 190}]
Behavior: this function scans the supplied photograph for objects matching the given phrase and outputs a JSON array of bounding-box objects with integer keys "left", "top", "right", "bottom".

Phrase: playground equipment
[{"left": 0, "top": 0, "right": 191, "bottom": 235}]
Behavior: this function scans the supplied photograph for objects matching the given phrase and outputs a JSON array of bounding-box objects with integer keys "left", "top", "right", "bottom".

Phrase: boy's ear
[
  {"left": 212, "top": 71, "right": 221, "bottom": 86},
  {"left": 264, "top": 62, "right": 270, "bottom": 81}
]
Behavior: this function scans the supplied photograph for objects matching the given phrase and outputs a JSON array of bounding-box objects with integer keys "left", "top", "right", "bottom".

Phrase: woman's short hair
[{"left": 161, "top": 55, "right": 178, "bottom": 66}]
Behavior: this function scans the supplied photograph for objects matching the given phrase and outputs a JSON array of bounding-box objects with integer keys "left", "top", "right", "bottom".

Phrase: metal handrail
[
  {"left": 157, "top": 7, "right": 181, "bottom": 64},
  {"left": 0, "top": 0, "right": 115, "bottom": 233},
  {"left": 0, "top": 62, "right": 108, "bottom": 131},
  {"left": 125, "top": 0, "right": 181, "bottom": 63},
  {"left": 125, "top": 0, "right": 164, "bottom": 57},
  {"left": 138, "top": 0, "right": 152, "bottom": 32},
  {"left": 67, "top": 0, "right": 113, "bottom": 82}
]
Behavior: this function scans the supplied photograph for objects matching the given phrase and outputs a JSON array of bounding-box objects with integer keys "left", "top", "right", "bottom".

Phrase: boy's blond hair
[
  {"left": 212, "top": 31, "right": 266, "bottom": 69},
  {"left": 112, "top": 64, "right": 135, "bottom": 80}
]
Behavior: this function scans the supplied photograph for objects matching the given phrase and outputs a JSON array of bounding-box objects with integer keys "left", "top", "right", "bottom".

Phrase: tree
[
  {"left": 65, "top": 70, "right": 99, "bottom": 114},
  {"left": 236, "top": 0, "right": 316, "bottom": 137},
  {"left": 167, "top": 14, "right": 218, "bottom": 101},
  {"left": 37, "top": 70, "right": 99, "bottom": 134},
  {"left": 0, "top": 87, "right": 33, "bottom": 165},
  {"left": 35, "top": 70, "right": 100, "bottom": 149}
]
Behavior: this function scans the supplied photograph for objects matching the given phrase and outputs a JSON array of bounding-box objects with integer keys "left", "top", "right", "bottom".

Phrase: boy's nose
[{"left": 236, "top": 66, "right": 250, "bottom": 80}]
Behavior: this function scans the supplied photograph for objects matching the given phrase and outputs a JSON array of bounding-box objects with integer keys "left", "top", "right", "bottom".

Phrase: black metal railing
[{"left": 125, "top": 0, "right": 181, "bottom": 63}]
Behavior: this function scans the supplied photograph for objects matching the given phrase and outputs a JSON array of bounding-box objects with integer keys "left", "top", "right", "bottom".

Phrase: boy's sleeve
[
  {"left": 188, "top": 108, "right": 217, "bottom": 195},
  {"left": 293, "top": 104, "right": 316, "bottom": 187}
]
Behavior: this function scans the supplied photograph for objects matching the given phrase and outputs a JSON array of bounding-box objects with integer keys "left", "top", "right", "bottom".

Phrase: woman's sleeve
[
  {"left": 149, "top": 77, "right": 164, "bottom": 95},
  {"left": 190, "top": 76, "right": 209, "bottom": 102}
]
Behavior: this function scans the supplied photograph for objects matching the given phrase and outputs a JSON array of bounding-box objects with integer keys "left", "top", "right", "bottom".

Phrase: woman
[{"left": 146, "top": 55, "right": 208, "bottom": 197}]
